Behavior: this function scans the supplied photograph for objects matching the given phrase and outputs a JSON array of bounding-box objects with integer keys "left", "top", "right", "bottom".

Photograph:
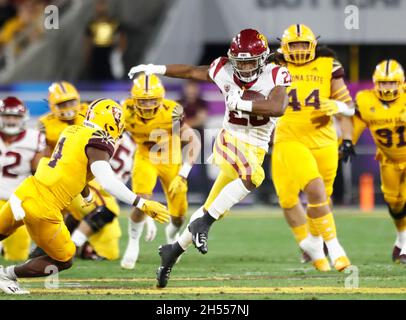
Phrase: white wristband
[
  {"left": 136, "top": 197, "right": 146, "bottom": 209},
  {"left": 335, "top": 100, "right": 355, "bottom": 116},
  {"left": 154, "top": 65, "right": 167, "bottom": 75},
  {"left": 237, "top": 100, "right": 253, "bottom": 112},
  {"left": 179, "top": 162, "right": 193, "bottom": 178}
]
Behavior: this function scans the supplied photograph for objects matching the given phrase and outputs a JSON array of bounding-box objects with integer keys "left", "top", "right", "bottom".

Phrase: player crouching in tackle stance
[
  {"left": 0, "top": 97, "right": 45, "bottom": 261},
  {"left": 120, "top": 73, "right": 201, "bottom": 269},
  {"left": 0, "top": 99, "right": 169, "bottom": 294},
  {"left": 128, "top": 29, "right": 290, "bottom": 287},
  {"left": 270, "top": 24, "right": 355, "bottom": 272},
  {"left": 353, "top": 60, "right": 406, "bottom": 263}
]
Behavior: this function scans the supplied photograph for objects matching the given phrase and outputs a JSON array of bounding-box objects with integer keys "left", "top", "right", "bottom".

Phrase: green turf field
[{"left": 1, "top": 207, "right": 406, "bottom": 300}]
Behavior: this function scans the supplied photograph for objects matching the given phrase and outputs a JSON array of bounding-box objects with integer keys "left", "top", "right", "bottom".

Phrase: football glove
[
  {"left": 128, "top": 64, "right": 166, "bottom": 79},
  {"left": 318, "top": 98, "right": 340, "bottom": 116},
  {"left": 168, "top": 175, "right": 188, "bottom": 198},
  {"left": 145, "top": 216, "right": 157, "bottom": 242},
  {"left": 225, "top": 90, "right": 242, "bottom": 111},
  {"left": 339, "top": 139, "right": 356, "bottom": 163},
  {"left": 140, "top": 200, "right": 170, "bottom": 224}
]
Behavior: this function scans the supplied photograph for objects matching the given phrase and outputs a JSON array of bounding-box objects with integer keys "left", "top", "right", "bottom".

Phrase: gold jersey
[
  {"left": 38, "top": 104, "right": 88, "bottom": 150},
  {"left": 274, "top": 56, "right": 344, "bottom": 148},
  {"left": 123, "top": 98, "right": 183, "bottom": 164},
  {"left": 34, "top": 125, "right": 115, "bottom": 210},
  {"left": 355, "top": 90, "right": 406, "bottom": 163}
]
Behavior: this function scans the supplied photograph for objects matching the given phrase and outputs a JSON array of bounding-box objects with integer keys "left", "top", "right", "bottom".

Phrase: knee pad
[{"left": 84, "top": 206, "right": 116, "bottom": 232}]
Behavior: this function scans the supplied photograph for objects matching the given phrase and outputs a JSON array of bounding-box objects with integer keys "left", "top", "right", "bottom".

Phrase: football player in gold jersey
[
  {"left": 34, "top": 81, "right": 122, "bottom": 261},
  {"left": 120, "top": 74, "right": 201, "bottom": 269},
  {"left": 353, "top": 60, "right": 406, "bottom": 263},
  {"left": 0, "top": 99, "right": 169, "bottom": 294},
  {"left": 40, "top": 81, "right": 152, "bottom": 261},
  {"left": 271, "top": 24, "right": 355, "bottom": 271}
]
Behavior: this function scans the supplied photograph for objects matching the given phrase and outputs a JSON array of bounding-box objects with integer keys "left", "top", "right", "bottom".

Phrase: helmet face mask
[
  {"left": 134, "top": 98, "right": 162, "bottom": 119},
  {"left": 131, "top": 73, "right": 165, "bottom": 119},
  {"left": 228, "top": 29, "right": 269, "bottom": 83},
  {"left": 281, "top": 24, "right": 317, "bottom": 65},
  {"left": 54, "top": 98, "right": 80, "bottom": 121},
  {"left": 0, "top": 97, "right": 27, "bottom": 136},
  {"left": 48, "top": 82, "right": 81, "bottom": 121},
  {"left": 0, "top": 115, "right": 25, "bottom": 135},
  {"left": 373, "top": 60, "right": 405, "bottom": 102}
]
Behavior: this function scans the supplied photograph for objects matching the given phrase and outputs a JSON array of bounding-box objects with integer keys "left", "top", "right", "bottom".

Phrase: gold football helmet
[
  {"left": 48, "top": 81, "right": 81, "bottom": 120},
  {"left": 131, "top": 73, "right": 165, "bottom": 119},
  {"left": 373, "top": 59, "right": 405, "bottom": 101},
  {"left": 281, "top": 24, "right": 317, "bottom": 65},
  {"left": 83, "top": 98, "right": 125, "bottom": 140}
]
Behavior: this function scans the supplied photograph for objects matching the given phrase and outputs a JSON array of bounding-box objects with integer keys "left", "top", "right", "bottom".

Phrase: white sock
[
  {"left": 300, "top": 234, "right": 325, "bottom": 260},
  {"left": 325, "top": 237, "right": 346, "bottom": 262},
  {"left": 178, "top": 207, "right": 205, "bottom": 250},
  {"left": 165, "top": 222, "right": 181, "bottom": 244},
  {"left": 397, "top": 230, "right": 406, "bottom": 248},
  {"left": 128, "top": 219, "right": 145, "bottom": 240},
  {"left": 5, "top": 266, "right": 16, "bottom": 280},
  {"left": 71, "top": 230, "right": 88, "bottom": 247},
  {"left": 207, "top": 179, "right": 250, "bottom": 219}
]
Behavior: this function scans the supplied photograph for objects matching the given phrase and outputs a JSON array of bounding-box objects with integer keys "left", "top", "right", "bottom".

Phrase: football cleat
[
  {"left": 156, "top": 244, "right": 181, "bottom": 288},
  {"left": 300, "top": 250, "right": 312, "bottom": 264},
  {"left": 392, "top": 245, "right": 401, "bottom": 263},
  {"left": 313, "top": 258, "right": 331, "bottom": 272},
  {"left": 29, "top": 246, "right": 46, "bottom": 259},
  {"left": 399, "top": 254, "right": 406, "bottom": 265},
  {"left": 0, "top": 267, "right": 29, "bottom": 295},
  {"left": 333, "top": 256, "right": 351, "bottom": 272},
  {"left": 188, "top": 217, "right": 210, "bottom": 254}
]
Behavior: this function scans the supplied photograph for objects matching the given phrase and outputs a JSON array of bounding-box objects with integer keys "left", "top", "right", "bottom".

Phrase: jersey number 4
[
  {"left": 48, "top": 137, "right": 66, "bottom": 168},
  {"left": 288, "top": 89, "right": 320, "bottom": 111}
]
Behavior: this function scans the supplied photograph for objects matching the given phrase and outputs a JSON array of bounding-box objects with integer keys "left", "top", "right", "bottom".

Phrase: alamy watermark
[{"left": 44, "top": 5, "right": 59, "bottom": 30}]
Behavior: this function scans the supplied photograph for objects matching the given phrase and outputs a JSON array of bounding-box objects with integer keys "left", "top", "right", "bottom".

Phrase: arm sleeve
[
  {"left": 352, "top": 96, "right": 368, "bottom": 144},
  {"left": 90, "top": 160, "right": 139, "bottom": 206}
]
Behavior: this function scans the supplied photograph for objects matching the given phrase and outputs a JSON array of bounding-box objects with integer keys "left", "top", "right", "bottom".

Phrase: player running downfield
[
  {"left": 0, "top": 99, "right": 169, "bottom": 294},
  {"left": 120, "top": 73, "right": 200, "bottom": 269},
  {"left": 353, "top": 60, "right": 406, "bottom": 264},
  {"left": 270, "top": 24, "right": 355, "bottom": 272},
  {"left": 0, "top": 97, "right": 45, "bottom": 261},
  {"left": 128, "top": 28, "right": 290, "bottom": 287}
]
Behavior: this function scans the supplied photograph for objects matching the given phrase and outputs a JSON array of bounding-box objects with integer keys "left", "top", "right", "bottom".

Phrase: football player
[
  {"left": 353, "top": 60, "right": 406, "bottom": 263},
  {"left": 270, "top": 24, "right": 354, "bottom": 271},
  {"left": 120, "top": 73, "right": 201, "bottom": 269},
  {"left": 128, "top": 28, "right": 290, "bottom": 287},
  {"left": 0, "top": 97, "right": 45, "bottom": 261},
  {"left": 34, "top": 82, "right": 134, "bottom": 261},
  {"left": 0, "top": 99, "right": 169, "bottom": 294}
]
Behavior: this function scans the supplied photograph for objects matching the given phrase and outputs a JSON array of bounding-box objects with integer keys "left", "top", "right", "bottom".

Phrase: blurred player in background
[
  {"left": 128, "top": 28, "right": 290, "bottom": 287},
  {"left": 0, "top": 99, "right": 169, "bottom": 294},
  {"left": 353, "top": 60, "right": 406, "bottom": 264},
  {"left": 120, "top": 73, "right": 200, "bottom": 269},
  {"left": 0, "top": 97, "right": 45, "bottom": 261},
  {"left": 270, "top": 24, "right": 354, "bottom": 271}
]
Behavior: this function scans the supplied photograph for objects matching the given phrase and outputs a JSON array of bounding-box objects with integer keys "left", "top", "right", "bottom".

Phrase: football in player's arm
[{"left": 128, "top": 28, "right": 289, "bottom": 288}]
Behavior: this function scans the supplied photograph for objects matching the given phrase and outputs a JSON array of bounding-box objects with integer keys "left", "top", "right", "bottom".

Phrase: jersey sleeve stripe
[
  {"left": 85, "top": 138, "right": 115, "bottom": 158},
  {"left": 271, "top": 66, "right": 281, "bottom": 84},
  {"left": 212, "top": 57, "right": 228, "bottom": 80}
]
